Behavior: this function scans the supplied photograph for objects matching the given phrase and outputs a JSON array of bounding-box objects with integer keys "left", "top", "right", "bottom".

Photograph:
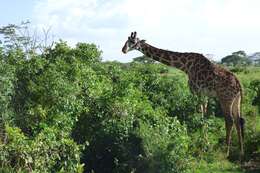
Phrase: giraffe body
[{"left": 122, "top": 32, "right": 244, "bottom": 158}]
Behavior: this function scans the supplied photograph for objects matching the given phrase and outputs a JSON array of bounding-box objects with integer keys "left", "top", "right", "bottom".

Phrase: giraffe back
[{"left": 185, "top": 54, "right": 241, "bottom": 100}]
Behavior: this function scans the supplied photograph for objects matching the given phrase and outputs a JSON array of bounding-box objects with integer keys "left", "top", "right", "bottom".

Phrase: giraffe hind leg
[
  {"left": 232, "top": 94, "right": 244, "bottom": 159},
  {"left": 220, "top": 101, "right": 234, "bottom": 157},
  {"left": 225, "top": 114, "right": 234, "bottom": 157}
]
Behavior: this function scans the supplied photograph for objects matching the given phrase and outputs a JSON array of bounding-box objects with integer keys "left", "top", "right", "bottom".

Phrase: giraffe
[{"left": 122, "top": 31, "right": 245, "bottom": 158}]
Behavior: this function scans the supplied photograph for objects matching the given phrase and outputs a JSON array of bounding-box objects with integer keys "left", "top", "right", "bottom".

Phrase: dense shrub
[
  {"left": 74, "top": 82, "right": 191, "bottom": 173},
  {"left": 1, "top": 125, "right": 83, "bottom": 172},
  {"left": 0, "top": 60, "right": 16, "bottom": 143},
  {"left": 0, "top": 41, "right": 101, "bottom": 172}
]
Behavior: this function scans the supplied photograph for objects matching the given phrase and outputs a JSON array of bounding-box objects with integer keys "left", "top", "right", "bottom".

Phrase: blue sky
[
  {"left": 0, "top": 0, "right": 35, "bottom": 24},
  {"left": 1, "top": 0, "right": 260, "bottom": 62}
]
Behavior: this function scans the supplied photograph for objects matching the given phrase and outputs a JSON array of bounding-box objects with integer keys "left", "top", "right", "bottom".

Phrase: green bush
[
  {"left": 188, "top": 115, "right": 225, "bottom": 160},
  {"left": 1, "top": 125, "right": 83, "bottom": 173},
  {"left": 0, "top": 41, "right": 101, "bottom": 172},
  {"left": 74, "top": 83, "right": 191, "bottom": 173},
  {"left": 0, "top": 60, "right": 16, "bottom": 143}
]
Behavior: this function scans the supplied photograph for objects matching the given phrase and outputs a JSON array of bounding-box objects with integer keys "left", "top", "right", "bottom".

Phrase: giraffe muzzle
[{"left": 122, "top": 46, "right": 127, "bottom": 54}]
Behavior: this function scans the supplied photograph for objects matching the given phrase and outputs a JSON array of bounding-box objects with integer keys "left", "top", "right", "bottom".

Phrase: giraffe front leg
[
  {"left": 199, "top": 96, "right": 208, "bottom": 117},
  {"left": 202, "top": 99, "right": 208, "bottom": 116}
]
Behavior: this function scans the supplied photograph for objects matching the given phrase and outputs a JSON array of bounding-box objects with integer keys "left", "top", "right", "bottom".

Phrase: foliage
[
  {"left": 0, "top": 60, "right": 16, "bottom": 143},
  {"left": 250, "top": 79, "right": 260, "bottom": 107},
  {"left": 221, "top": 50, "right": 252, "bottom": 66},
  {"left": 1, "top": 125, "right": 83, "bottom": 173},
  {"left": 132, "top": 55, "right": 156, "bottom": 64},
  {"left": 249, "top": 52, "right": 260, "bottom": 65},
  {"left": 0, "top": 23, "right": 102, "bottom": 172},
  {"left": 0, "top": 21, "right": 53, "bottom": 58},
  {"left": 72, "top": 64, "right": 191, "bottom": 173}
]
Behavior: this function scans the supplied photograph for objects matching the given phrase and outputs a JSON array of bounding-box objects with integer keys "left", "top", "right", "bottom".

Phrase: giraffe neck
[{"left": 137, "top": 42, "right": 192, "bottom": 73}]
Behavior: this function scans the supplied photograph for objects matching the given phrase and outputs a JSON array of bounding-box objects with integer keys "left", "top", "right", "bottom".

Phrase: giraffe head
[{"left": 122, "top": 31, "right": 143, "bottom": 53}]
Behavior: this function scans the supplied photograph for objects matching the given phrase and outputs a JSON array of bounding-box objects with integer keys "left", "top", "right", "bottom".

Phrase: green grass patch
[{"left": 191, "top": 152, "right": 244, "bottom": 173}]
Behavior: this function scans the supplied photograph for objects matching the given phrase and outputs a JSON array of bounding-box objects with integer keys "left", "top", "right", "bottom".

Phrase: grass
[
  {"left": 236, "top": 67, "right": 260, "bottom": 90},
  {"left": 0, "top": 168, "right": 27, "bottom": 173},
  {"left": 191, "top": 147, "right": 260, "bottom": 173},
  {"left": 237, "top": 66, "right": 260, "bottom": 82},
  {"left": 193, "top": 160, "right": 242, "bottom": 173}
]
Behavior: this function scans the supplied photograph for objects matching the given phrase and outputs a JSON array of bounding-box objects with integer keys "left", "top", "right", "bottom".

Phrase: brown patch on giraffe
[
  {"left": 154, "top": 49, "right": 160, "bottom": 53},
  {"left": 207, "top": 76, "right": 213, "bottom": 82},
  {"left": 161, "top": 59, "right": 171, "bottom": 66},
  {"left": 145, "top": 51, "right": 152, "bottom": 58},
  {"left": 173, "top": 62, "right": 183, "bottom": 68},
  {"left": 145, "top": 49, "right": 153, "bottom": 58},
  {"left": 160, "top": 53, "right": 166, "bottom": 59},
  {"left": 186, "top": 61, "right": 193, "bottom": 68},
  {"left": 180, "top": 57, "right": 187, "bottom": 65},
  {"left": 170, "top": 55, "right": 178, "bottom": 61},
  {"left": 155, "top": 53, "right": 161, "bottom": 57},
  {"left": 153, "top": 56, "right": 160, "bottom": 61}
]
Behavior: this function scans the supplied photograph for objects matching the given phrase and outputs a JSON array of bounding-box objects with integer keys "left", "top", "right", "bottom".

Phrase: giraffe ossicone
[{"left": 122, "top": 31, "right": 245, "bottom": 158}]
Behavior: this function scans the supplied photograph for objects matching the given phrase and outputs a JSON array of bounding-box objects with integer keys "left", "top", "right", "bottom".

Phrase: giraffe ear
[
  {"left": 133, "top": 31, "right": 137, "bottom": 38},
  {"left": 130, "top": 32, "right": 134, "bottom": 38}
]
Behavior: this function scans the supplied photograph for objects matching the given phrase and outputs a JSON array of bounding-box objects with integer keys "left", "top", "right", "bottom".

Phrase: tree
[
  {"left": 249, "top": 52, "right": 260, "bottom": 65},
  {"left": 0, "top": 21, "right": 54, "bottom": 58},
  {"left": 133, "top": 55, "right": 156, "bottom": 64},
  {"left": 221, "top": 50, "right": 252, "bottom": 66}
]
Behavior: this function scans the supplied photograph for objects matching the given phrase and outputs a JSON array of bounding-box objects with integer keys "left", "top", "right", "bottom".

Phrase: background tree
[
  {"left": 0, "top": 21, "right": 54, "bottom": 59},
  {"left": 249, "top": 52, "right": 260, "bottom": 66},
  {"left": 133, "top": 55, "right": 156, "bottom": 64},
  {"left": 221, "top": 50, "right": 252, "bottom": 66}
]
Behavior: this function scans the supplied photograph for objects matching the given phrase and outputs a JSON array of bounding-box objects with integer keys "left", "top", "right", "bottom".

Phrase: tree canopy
[{"left": 221, "top": 50, "right": 252, "bottom": 66}]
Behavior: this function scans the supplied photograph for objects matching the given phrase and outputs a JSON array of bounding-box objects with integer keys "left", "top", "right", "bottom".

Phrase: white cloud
[{"left": 33, "top": 0, "right": 260, "bottom": 62}]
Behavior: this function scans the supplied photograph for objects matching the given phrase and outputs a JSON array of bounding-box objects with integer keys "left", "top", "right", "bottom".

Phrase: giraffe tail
[
  {"left": 239, "top": 117, "right": 245, "bottom": 139},
  {"left": 239, "top": 83, "right": 245, "bottom": 139}
]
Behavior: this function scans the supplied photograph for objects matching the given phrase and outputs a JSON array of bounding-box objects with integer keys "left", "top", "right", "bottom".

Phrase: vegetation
[
  {"left": 0, "top": 23, "right": 259, "bottom": 173},
  {"left": 221, "top": 51, "right": 252, "bottom": 66}
]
